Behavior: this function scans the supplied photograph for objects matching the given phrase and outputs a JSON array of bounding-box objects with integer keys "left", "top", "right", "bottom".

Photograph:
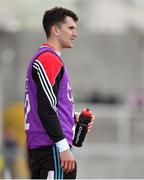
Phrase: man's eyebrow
[{"left": 69, "top": 25, "right": 76, "bottom": 29}]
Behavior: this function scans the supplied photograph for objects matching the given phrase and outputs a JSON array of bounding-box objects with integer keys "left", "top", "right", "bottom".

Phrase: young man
[{"left": 24, "top": 7, "right": 94, "bottom": 179}]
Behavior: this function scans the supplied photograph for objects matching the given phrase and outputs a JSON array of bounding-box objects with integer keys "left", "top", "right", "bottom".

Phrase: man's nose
[{"left": 73, "top": 30, "right": 78, "bottom": 38}]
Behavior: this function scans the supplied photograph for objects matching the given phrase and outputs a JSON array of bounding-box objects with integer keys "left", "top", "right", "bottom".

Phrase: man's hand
[
  {"left": 60, "top": 149, "right": 75, "bottom": 174},
  {"left": 75, "top": 112, "right": 95, "bottom": 132},
  {"left": 87, "top": 115, "right": 95, "bottom": 132}
]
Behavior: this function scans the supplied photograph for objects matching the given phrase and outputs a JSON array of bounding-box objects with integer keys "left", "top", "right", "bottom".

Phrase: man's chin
[{"left": 67, "top": 44, "right": 74, "bottom": 48}]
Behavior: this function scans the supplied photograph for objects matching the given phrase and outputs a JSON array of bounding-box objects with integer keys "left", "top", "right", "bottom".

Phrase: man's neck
[{"left": 46, "top": 39, "right": 63, "bottom": 55}]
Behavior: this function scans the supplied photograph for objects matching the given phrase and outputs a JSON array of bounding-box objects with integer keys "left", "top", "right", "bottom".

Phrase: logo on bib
[{"left": 67, "top": 83, "right": 74, "bottom": 102}]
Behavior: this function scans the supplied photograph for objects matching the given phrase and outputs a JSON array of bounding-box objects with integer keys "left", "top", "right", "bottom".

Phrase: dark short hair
[{"left": 42, "top": 7, "right": 78, "bottom": 38}]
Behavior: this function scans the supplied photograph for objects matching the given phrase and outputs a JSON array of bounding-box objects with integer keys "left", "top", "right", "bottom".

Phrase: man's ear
[{"left": 51, "top": 25, "right": 59, "bottom": 36}]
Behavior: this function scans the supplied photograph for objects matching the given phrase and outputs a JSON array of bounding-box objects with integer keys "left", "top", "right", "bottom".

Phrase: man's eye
[{"left": 69, "top": 27, "right": 74, "bottom": 30}]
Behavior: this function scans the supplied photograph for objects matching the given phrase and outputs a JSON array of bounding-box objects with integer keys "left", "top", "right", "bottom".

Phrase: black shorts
[{"left": 28, "top": 145, "right": 77, "bottom": 179}]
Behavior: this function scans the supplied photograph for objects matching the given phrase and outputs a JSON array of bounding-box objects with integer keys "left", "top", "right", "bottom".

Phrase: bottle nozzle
[{"left": 82, "top": 108, "right": 92, "bottom": 117}]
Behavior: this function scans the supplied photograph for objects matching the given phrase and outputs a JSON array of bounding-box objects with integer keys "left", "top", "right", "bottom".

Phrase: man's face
[{"left": 57, "top": 16, "right": 78, "bottom": 49}]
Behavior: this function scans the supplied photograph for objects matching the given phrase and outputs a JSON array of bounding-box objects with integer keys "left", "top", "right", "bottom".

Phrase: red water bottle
[{"left": 73, "top": 108, "right": 92, "bottom": 147}]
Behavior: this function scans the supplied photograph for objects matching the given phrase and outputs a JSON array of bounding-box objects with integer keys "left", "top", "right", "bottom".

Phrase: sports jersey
[{"left": 24, "top": 44, "right": 75, "bottom": 150}]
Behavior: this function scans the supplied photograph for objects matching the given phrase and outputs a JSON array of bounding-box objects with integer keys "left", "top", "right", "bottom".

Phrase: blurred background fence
[{"left": 0, "top": 0, "right": 144, "bottom": 178}]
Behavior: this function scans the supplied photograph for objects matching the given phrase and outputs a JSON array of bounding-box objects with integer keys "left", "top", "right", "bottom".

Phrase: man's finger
[
  {"left": 65, "top": 161, "right": 72, "bottom": 174},
  {"left": 65, "top": 161, "right": 75, "bottom": 174},
  {"left": 88, "top": 121, "right": 94, "bottom": 128},
  {"left": 92, "top": 115, "right": 95, "bottom": 121},
  {"left": 88, "top": 124, "right": 92, "bottom": 129},
  {"left": 64, "top": 161, "right": 68, "bottom": 172},
  {"left": 72, "top": 161, "right": 75, "bottom": 171},
  {"left": 61, "top": 160, "right": 64, "bottom": 169}
]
